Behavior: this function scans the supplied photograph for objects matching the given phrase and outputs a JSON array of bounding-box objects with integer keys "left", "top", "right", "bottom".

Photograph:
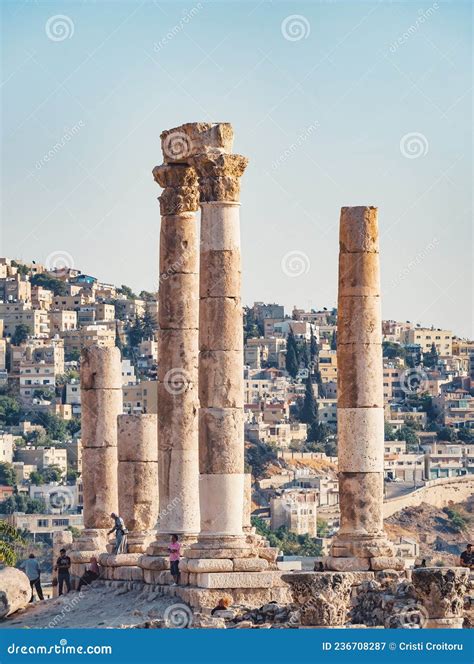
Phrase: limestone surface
[{"left": 0, "top": 567, "right": 31, "bottom": 618}]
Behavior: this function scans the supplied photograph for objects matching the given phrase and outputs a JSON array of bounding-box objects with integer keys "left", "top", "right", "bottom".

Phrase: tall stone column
[
  {"left": 117, "top": 414, "right": 158, "bottom": 553},
  {"left": 147, "top": 162, "right": 201, "bottom": 556},
  {"left": 191, "top": 152, "right": 249, "bottom": 552},
  {"left": 326, "top": 207, "right": 399, "bottom": 572},
  {"left": 70, "top": 346, "right": 122, "bottom": 579}
]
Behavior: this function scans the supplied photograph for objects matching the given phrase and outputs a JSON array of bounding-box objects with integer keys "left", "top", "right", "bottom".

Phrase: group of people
[{"left": 20, "top": 551, "right": 101, "bottom": 602}]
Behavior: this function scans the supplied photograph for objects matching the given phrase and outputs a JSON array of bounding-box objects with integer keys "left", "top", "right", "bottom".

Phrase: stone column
[
  {"left": 117, "top": 414, "right": 158, "bottom": 553},
  {"left": 412, "top": 567, "right": 469, "bottom": 628},
  {"left": 326, "top": 207, "right": 399, "bottom": 572},
  {"left": 147, "top": 162, "right": 201, "bottom": 556},
  {"left": 282, "top": 572, "right": 354, "bottom": 626},
  {"left": 52, "top": 530, "right": 73, "bottom": 596},
  {"left": 191, "top": 152, "right": 248, "bottom": 552},
  {"left": 70, "top": 346, "right": 122, "bottom": 578}
]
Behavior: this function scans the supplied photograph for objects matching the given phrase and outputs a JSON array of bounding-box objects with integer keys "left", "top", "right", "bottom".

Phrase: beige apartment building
[
  {"left": 31, "top": 286, "right": 53, "bottom": 310},
  {"left": 49, "top": 309, "right": 77, "bottom": 334},
  {"left": 402, "top": 328, "right": 452, "bottom": 356},
  {"left": 123, "top": 380, "right": 157, "bottom": 414},
  {"left": 16, "top": 446, "right": 67, "bottom": 476},
  {"left": 61, "top": 325, "right": 114, "bottom": 353},
  {"left": 270, "top": 489, "right": 318, "bottom": 536},
  {"left": 318, "top": 349, "right": 337, "bottom": 383},
  {"left": 0, "top": 302, "right": 49, "bottom": 337}
]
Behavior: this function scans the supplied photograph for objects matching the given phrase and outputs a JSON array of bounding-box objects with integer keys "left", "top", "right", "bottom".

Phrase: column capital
[
  {"left": 190, "top": 153, "right": 248, "bottom": 203},
  {"left": 153, "top": 163, "right": 199, "bottom": 216}
]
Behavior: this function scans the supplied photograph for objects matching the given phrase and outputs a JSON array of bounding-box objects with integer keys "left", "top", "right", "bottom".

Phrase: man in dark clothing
[
  {"left": 460, "top": 544, "right": 473, "bottom": 569},
  {"left": 55, "top": 548, "right": 71, "bottom": 595}
]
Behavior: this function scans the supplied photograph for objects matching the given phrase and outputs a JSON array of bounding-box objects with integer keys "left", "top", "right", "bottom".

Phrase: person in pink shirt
[{"left": 169, "top": 534, "right": 181, "bottom": 586}]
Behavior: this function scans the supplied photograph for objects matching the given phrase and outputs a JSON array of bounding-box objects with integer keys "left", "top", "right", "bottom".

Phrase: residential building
[
  {"left": 15, "top": 446, "right": 67, "bottom": 477},
  {"left": 4, "top": 512, "right": 83, "bottom": 541},
  {"left": 0, "top": 433, "right": 15, "bottom": 464},
  {"left": 402, "top": 328, "right": 452, "bottom": 356},
  {"left": 0, "top": 302, "right": 49, "bottom": 337},
  {"left": 31, "top": 286, "right": 53, "bottom": 310},
  {"left": 123, "top": 380, "right": 157, "bottom": 414},
  {"left": 49, "top": 309, "right": 77, "bottom": 334},
  {"left": 270, "top": 489, "right": 318, "bottom": 536}
]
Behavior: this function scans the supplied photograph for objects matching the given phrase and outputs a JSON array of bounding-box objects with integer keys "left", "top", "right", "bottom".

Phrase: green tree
[
  {"left": 300, "top": 375, "right": 318, "bottom": 426},
  {"left": 115, "top": 322, "right": 123, "bottom": 352},
  {"left": 384, "top": 421, "right": 397, "bottom": 441},
  {"left": 30, "top": 273, "right": 67, "bottom": 295},
  {"left": 243, "top": 307, "right": 261, "bottom": 342},
  {"left": 117, "top": 284, "right": 137, "bottom": 300},
  {"left": 396, "top": 425, "right": 420, "bottom": 450},
  {"left": 443, "top": 507, "right": 468, "bottom": 533},
  {"left": 0, "top": 462, "right": 16, "bottom": 487},
  {"left": 330, "top": 330, "right": 337, "bottom": 351},
  {"left": 66, "top": 417, "right": 81, "bottom": 437},
  {"left": 141, "top": 310, "right": 157, "bottom": 340},
  {"left": 437, "top": 427, "right": 458, "bottom": 442},
  {"left": 423, "top": 342, "right": 439, "bottom": 369},
  {"left": 245, "top": 441, "right": 277, "bottom": 478},
  {"left": 285, "top": 329, "right": 299, "bottom": 378},
  {"left": 382, "top": 342, "right": 406, "bottom": 361},
  {"left": 65, "top": 349, "right": 81, "bottom": 362},
  {"left": 0, "top": 395, "right": 21, "bottom": 427},
  {"left": 37, "top": 413, "right": 68, "bottom": 442},
  {"left": 128, "top": 314, "right": 144, "bottom": 348},
  {"left": 11, "top": 324, "right": 31, "bottom": 346},
  {"left": 309, "top": 326, "right": 319, "bottom": 364},
  {"left": 0, "top": 522, "right": 25, "bottom": 566}
]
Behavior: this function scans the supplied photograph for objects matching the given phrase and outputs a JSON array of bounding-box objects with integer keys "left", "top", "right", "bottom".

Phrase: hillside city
[{"left": 0, "top": 256, "right": 473, "bottom": 573}]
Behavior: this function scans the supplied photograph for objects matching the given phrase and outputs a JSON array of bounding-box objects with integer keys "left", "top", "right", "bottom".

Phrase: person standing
[
  {"left": 169, "top": 534, "right": 181, "bottom": 586},
  {"left": 55, "top": 548, "right": 71, "bottom": 595},
  {"left": 108, "top": 513, "right": 128, "bottom": 554},
  {"left": 20, "top": 554, "right": 44, "bottom": 602}
]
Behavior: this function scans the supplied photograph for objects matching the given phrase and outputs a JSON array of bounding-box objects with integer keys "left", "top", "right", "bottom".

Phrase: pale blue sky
[{"left": 1, "top": 0, "right": 472, "bottom": 336}]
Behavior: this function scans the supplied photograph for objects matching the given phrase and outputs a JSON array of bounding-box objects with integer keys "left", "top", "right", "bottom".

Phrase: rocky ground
[
  {"left": 0, "top": 583, "right": 179, "bottom": 629},
  {"left": 385, "top": 496, "right": 474, "bottom": 566}
]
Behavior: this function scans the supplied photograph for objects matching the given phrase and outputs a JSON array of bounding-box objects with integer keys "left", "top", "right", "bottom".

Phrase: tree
[
  {"left": 0, "top": 522, "right": 25, "bottom": 566},
  {"left": 0, "top": 395, "right": 21, "bottom": 427},
  {"left": 300, "top": 375, "right": 318, "bottom": 425},
  {"left": 0, "top": 462, "right": 16, "bottom": 486},
  {"left": 66, "top": 417, "right": 81, "bottom": 437},
  {"left": 383, "top": 341, "right": 406, "bottom": 361},
  {"left": 243, "top": 307, "right": 261, "bottom": 342},
  {"left": 396, "top": 425, "right": 420, "bottom": 450},
  {"left": 128, "top": 314, "right": 144, "bottom": 348},
  {"left": 141, "top": 310, "right": 157, "bottom": 340},
  {"left": 330, "top": 330, "right": 337, "bottom": 351},
  {"left": 384, "top": 422, "right": 397, "bottom": 441},
  {"left": 423, "top": 342, "right": 439, "bottom": 369},
  {"left": 285, "top": 329, "right": 299, "bottom": 378},
  {"left": 11, "top": 324, "right": 30, "bottom": 346},
  {"left": 437, "top": 427, "right": 458, "bottom": 442},
  {"left": 0, "top": 493, "right": 46, "bottom": 515},
  {"left": 245, "top": 441, "right": 277, "bottom": 478},
  {"left": 30, "top": 273, "right": 67, "bottom": 295},
  {"left": 117, "top": 284, "right": 137, "bottom": 300},
  {"left": 37, "top": 413, "right": 68, "bottom": 442},
  {"left": 443, "top": 507, "right": 467, "bottom": 533},
  {"left": 65, "top": 349, "right": 81, "bottom": 362},
  {"left": 30, "top": 465, "right": 63, "bottom": 484}
]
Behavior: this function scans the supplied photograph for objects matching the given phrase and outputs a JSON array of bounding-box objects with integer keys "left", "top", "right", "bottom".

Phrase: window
[{"left": 37, "top": 519, "right": 48, "bottom": 527}]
